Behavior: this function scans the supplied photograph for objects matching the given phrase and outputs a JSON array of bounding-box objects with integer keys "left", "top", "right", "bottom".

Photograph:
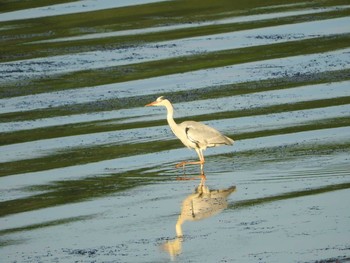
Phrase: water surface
[{"left": 0, "top": 0, "right": 349, "bottom": 262}]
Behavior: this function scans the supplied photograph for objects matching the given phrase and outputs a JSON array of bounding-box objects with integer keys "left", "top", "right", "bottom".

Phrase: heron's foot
[
  {"left": 176, "top": 176, "right": 196, "bottom": 181},
  {"left": 175, "top": 160, "right": 204, "bottom": 169},
  {"left": 176, "top": 174, "right": 205, "bottom": 181},
  {"left": 175, "top": 161, "right": 187, "bottom": 169}
]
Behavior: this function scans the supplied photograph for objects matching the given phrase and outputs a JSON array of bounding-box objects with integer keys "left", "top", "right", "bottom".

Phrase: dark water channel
[{"left": 1, "top": 0, "right": 350, "bottom": 262}]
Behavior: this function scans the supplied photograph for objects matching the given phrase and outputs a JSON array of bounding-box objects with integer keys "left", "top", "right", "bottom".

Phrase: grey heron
[{"left": 145, "top": 96, "right": 234, "bottom": 174}]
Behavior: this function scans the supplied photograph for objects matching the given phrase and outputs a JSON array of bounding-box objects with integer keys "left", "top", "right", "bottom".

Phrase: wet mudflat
[{"left": 0, "top": 0, "right": 350, "bottom": 262}]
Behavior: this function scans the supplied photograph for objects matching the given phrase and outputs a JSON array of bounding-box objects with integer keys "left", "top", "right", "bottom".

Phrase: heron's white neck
[
  {"left": 175, "top": 215, "right": 184, "bottom": 237},
  {"left": 163, "top": 100, "right": 180, "bottom": 135}
]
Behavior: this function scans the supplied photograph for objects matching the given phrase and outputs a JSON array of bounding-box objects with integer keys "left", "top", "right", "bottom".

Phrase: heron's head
[{"left": 145, "top": 96, "right": 168, "bottom": 107}]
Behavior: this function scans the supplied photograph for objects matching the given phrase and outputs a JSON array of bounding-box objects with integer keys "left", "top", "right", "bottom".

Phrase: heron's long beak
[{"left": 145, "top": 101, "right": 157, "bottom": 107}]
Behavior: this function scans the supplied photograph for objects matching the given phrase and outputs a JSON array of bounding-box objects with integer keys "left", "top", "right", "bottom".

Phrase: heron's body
[{"left": 146, "top": 96, "right": 234, "bottom": 174}]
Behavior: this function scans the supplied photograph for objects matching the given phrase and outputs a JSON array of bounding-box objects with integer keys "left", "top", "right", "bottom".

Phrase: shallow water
[
  {"left": 0, "top": 0, "right": 170, "bottom": 22},
  {"left": 2, "top": 17, "right": 350, "bottom": 82},
  {"left": 0, "top": 0, "right": 350, "bottom": 262}
]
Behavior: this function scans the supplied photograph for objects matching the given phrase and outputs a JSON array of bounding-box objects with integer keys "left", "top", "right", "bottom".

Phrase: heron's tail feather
[
  {"left": 206, "top": 135, "right": 234, "bottom": 147},
  {"left": 225, "top": 136, "right": 234, "bottom": 145}
]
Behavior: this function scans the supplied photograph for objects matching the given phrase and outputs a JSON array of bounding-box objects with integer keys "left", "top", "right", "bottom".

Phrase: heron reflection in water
[
  {"left": 145, "top": 96, "right": 234, "bottom": 174},
  {"left": 162, "top": 177, "right": 236, "bottom": 260}
]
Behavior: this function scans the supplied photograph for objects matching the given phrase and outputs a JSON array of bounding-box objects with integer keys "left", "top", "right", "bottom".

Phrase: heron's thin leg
[
  {"left": 197, "top": 148, "right": 205, "bottom": 175},
  {"left": 200, "top": 173, "right": 206, "bottom": 183},
  {"left": 175, "top": 148, "right": 205, "bottom": 174}
]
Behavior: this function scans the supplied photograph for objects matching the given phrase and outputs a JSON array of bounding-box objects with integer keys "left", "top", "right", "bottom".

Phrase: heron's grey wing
[{"left": 181, "top": 121, "right": 233, "bottom": 148}]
